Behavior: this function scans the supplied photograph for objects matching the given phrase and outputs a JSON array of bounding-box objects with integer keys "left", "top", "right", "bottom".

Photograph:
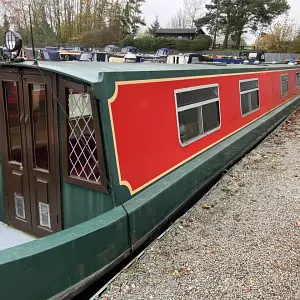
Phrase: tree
[
  {"left": 125, "top": 0, "right": 146, "bottom": 36},
  {"left": 0, "top": 0, "right": 148, "bottom": 47},
  {"left": 167, "top": 0, "right": 205, "bottom": 29},
  {"left": 256, "top": 15, "right": 298, "bottom": 52},
  {"left": 216, "top": 33, "right": 247, "bottom": 47},
  {"left": 183, "top": 0, "right": 205, "bottom": 28},
  {"left": 148, "top": 15, "right": 160, "bottom": 35},
  {"left": 3, "top": 13, "right": 9, "bottom": 31},
  {"left": 195, "top": 0, "right": 229, "bottom": 46},
  {"left": 169, "top": 8, "right": 189, "bottom": 29},
  {"left": 195, "top": 0, "right": 290, "bottom": 49}
]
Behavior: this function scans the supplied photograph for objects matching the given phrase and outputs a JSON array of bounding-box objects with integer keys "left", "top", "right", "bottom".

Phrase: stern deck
[{"left": 0, "top": 222, "right": 35, "bottom": 251}]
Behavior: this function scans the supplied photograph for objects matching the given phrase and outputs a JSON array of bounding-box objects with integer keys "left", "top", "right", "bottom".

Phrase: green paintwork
[
  {"left": 125, "top": 96, "right": 300, "bottom": 244},
  {"left": 57, "top": 109, "right": 115, "bottom": 228},
  {"left": 0, "top": 61, "right": 299, "bottom": 299},
  {"left": 0, "top": 206, "right": 130, "bottom": 299},
  {"left": 0, "top": 93, "right": 298, "bottom": 300},
  {"left": 61, "top": 182, "right": 115, "bottom": 228}
]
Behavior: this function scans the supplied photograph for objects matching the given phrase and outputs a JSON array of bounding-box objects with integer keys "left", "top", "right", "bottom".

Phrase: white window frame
[
  {"left": 239, "top": 78, "right": 260, "bottom": 117},
  {"left": 174, "top": 84, "right": 221, "bottom": 147},
  {"left": 296, "top": 72, "right": 300, "bottom": 90},
  {"left": 281, "top": 74, "right": 288, "bottom": 97}
]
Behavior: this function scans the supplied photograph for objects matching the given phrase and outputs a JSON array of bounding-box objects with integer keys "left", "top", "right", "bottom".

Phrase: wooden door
[
  {"left": 0, "top": 74, "right": 33, "bottom": 233},
  {"left": 0, "top": 72, "right": 61, "bottom": 237}
]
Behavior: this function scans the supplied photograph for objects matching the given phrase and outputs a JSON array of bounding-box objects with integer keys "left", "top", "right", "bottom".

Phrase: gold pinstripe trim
[{"left": 108, "top": 68, "right": 300, "bottom": 195}]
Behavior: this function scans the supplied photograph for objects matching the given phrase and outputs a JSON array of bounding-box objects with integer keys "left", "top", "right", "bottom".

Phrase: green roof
[{"left": 0, "top": 61, "right": 298, "bottom": 84}]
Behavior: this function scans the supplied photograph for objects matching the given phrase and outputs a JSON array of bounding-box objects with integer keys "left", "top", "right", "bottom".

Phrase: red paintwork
[{"left": 110, "top": 69, "right": 300, "bottom": 193}]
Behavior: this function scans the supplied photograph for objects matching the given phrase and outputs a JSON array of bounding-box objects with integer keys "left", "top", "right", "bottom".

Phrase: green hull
[{"left": 0, "top": 95, "right": 299, "bottom": 300}]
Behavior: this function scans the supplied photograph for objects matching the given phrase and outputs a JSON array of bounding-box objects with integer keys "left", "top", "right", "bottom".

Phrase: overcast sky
[{"left": 142, "top": 0, "right": 299, "bottom": 43}]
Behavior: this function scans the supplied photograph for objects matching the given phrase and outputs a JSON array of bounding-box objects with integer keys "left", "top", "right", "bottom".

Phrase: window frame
[
  {"left": 174, "top": 84, "right": 221, "bottom": 147},
  {"left": 239, "top": 78, "right": 260, "bottom": 117},
  {"left": 281, "top": 74, "right": 288, "bottom": 98},
  {"left": 296, "top": 72, "right": 300, "bottom": 90},
  {"left": 60, "top": 79, "right": 107, "bottom": 192}
]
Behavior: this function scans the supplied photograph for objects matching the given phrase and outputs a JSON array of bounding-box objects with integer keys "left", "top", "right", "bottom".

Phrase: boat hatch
[{"left": 0, "top": 71, "right": 62, "bottom": 237}]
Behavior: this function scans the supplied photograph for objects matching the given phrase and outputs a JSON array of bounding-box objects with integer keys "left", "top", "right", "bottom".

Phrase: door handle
[
  {"left": 20, "top": 113, "right": 24, "bottom": 124},
  {"left": 25, "top": 115, "right": 29, "bottom": 125}
]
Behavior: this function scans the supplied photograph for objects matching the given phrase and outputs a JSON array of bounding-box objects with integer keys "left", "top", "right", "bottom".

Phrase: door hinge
[{"left": 56, "top": 214, "right": 59, "bottom": 224}]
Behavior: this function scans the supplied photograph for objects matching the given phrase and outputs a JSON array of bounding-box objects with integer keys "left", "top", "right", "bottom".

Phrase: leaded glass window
[{"left": 62, "top": 81, "right": 107, "bottom": 192}]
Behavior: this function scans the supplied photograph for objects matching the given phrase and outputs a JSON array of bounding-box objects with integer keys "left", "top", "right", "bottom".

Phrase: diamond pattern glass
[{"left": 67, "top": 89, "right": 101, "bottom": 182}]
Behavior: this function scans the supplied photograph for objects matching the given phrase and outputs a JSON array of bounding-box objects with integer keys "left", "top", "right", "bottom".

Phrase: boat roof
[
  {"left": 155, "top": 28, "right": 197, "bottom": 34},
  {"left": 123, "top": 46, "right": 137, "bottom": 49},
  {"left": 0, "top": 61, "right": 298, "bottom": 84},
  {"left": 106, "top": 45, "right": 119, "bottom": 48}
]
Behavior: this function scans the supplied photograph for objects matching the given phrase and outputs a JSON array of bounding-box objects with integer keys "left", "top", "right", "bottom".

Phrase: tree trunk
[
  {"left": 223, "top": 25, "right": 230, "bottom": 48},
  {"left": 235, "top": 30, "right": 243, "bottom": 49}
]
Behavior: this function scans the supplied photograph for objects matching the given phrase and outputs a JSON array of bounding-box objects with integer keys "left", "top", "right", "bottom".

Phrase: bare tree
[
  {"left": 183, "top": 0, "right": 205, "bottom": 28},
  {"left": 170, "top": 8, "right": 189, "bottom": 28}
]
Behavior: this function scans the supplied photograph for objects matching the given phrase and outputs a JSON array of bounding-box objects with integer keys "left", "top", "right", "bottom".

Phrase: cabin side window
[
  {"left": 296, "top": 73, "right": 300, "bottom": 90},
  {"left": 281, "top": 74, "right": 288, "bottom": 97},
  {"left": 175, "top": 84, "right": 221, "bottom": 146},
  {"left": 61, "top": 81, "right": 107, "bottom": 191},
  {"left": 239, "top": 79, "right": 260, "bottom": 116}
]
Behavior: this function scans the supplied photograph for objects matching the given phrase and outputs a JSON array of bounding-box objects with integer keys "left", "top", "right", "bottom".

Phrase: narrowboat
[
  {"left": 139, "top": 48, "right": 174, "bottom": 63},
  {"left": 91, "top": 51, "right": 109, "bottom": 62},
  {"left": 99, "top": 45, "right": 136, "bottom": 63},
  {"left": 0, "top": 46, "right": 9, "bottom": 59},
  {"left": 59, "top": 49, "right": 82, "bottom": 61},
  {"left": 43, "top": 47, "right": 61, "bottom": 61},
  {"left": 167, "top": 53, "right": 213, "bottom": 64},
  {"left": 59, "top": 46, "right": 89, "bottom": 61},
  {"left": 1, "top": 31, "right": 300, "bottom": 300},
  {"left": 211, "top": 50, "right": 266, "bottom": 65},
  {"left": 104, "top": 45, "right": 120, "bottom": 53},
  {"left": 121, "top": 46, "right": 138, "bottom": 54}
]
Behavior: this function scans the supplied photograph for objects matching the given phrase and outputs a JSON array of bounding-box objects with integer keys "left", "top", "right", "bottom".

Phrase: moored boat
[
  {"left": 210, "top": 50, "right": 266, "bottom": 64},
  {"left": 43, "top": 46, "right": 61, "bottom": 60},
  {"left": 1, "top": 31, "right": 300, "bottom": 299},
  {"left": 139, "top": 47, "right": 174, "bottom": 63},
  {"left": 167, "top": 53, "right": 213, "bottom": 64},
  {"left": 59, "top": 46, "right": 82, "bottom": 61}
]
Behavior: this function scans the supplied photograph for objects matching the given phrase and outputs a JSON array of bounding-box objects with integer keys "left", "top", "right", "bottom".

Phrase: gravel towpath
[{"left": 100, "top": 109, "right": 300, "bottom": 300}]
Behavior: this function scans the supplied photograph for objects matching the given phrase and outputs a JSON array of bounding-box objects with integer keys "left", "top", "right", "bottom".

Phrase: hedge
[{"left": 120, "top": 35, "right": 212, "bottom": 52}]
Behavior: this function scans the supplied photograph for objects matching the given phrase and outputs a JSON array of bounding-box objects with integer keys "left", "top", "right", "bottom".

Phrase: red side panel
[{"left": 109, "top": 69, "right": 300, "bottom": 194}]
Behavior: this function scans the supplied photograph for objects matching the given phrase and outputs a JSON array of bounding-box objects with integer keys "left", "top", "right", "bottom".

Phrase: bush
[{"left": 120, "top": 35, "right": 212, "bottom": 52}]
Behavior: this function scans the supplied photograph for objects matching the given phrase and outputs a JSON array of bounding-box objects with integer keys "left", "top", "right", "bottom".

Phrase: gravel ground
[{"left": 99, "top": 109, "right": 300, "bottom": 300}]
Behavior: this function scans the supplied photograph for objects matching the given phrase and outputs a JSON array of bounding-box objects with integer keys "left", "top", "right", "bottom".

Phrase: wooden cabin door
[{"left": 0, "top": 72, "right": 61, "bottom": 237}]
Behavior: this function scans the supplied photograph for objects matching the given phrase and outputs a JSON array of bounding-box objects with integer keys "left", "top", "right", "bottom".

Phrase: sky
[{"left": 142, "top": 0, "right": 299, "bottom": 44}]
